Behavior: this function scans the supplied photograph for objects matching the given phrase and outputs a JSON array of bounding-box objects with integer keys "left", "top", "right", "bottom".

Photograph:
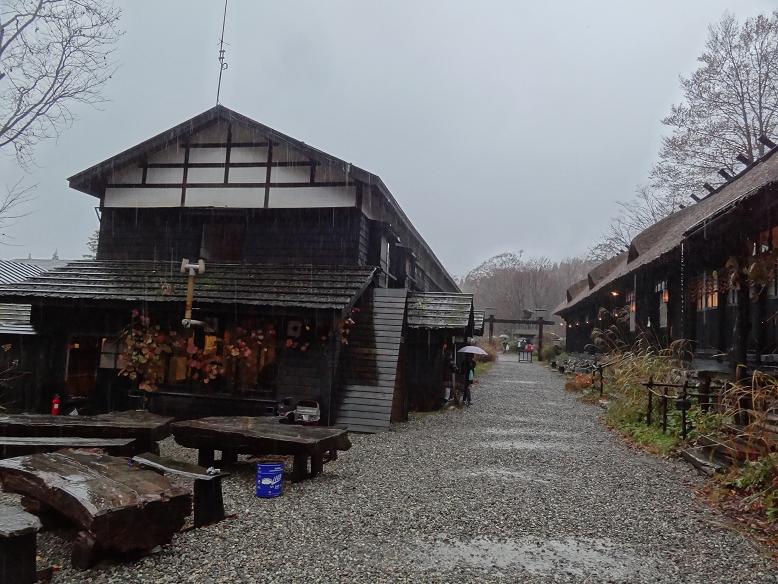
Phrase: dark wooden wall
[{"left": 97, "top": 207, "right": 368, "bottom": 266}]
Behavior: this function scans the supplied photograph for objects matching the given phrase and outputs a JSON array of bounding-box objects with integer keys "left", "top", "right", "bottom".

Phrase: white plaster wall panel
[
  {"left": 148, "top": 144, "right": 185, "bottom": 164},
  {"left": 269, "top": 186, "right": 356, "bottom": 208},
  {"left": 189, "top": 122, "right": 227, "bottom": 144},
  {"left": 230, "top": 147, "right": 267, "bottom": 163},
  {"left": 315, "top": 162, "right": 347, "bottom": 183},
  {"left": 185, "top": 187, "right": 265, "bottom": 208},
  {"left": 272, "top": 165, "right": 310, "bottom": 183},
  {"left": 188, "top": 147, "right": 225, "bottom": 164},
  {"left": 228, "top": 167, "right": 265, "bottom": 183},
  {"left": 104, "top": 187, "right": 180, "bottom": 207},
  {"left": 107, "top": 165, "right": 143, "bottom": 184},
  {"left": 231, "top": 124, "right": 265, "bottom": 143},
  {"left": 273, "top": 144, "right": 309, "bottom": 163},
  {"left": 187, "top": 167, "right": 225, "bottom": 183},
  {"left": 146, "top": 167, "right": 184, "bottom": 184}
]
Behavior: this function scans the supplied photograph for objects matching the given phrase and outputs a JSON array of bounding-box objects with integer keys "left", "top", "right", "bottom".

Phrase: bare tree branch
[{"left": 0, "top": 0, "right": 122, "bottom": 166}]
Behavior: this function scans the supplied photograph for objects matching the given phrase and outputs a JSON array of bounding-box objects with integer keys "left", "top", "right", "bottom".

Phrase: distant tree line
[
  {"left": 590, "top": 11, "right": 778, "bottom": 260},
  {"left": 460, "top": 253, "right": 594, "bottom": 322}
]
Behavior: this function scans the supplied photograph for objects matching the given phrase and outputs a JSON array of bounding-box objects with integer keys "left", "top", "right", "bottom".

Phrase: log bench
[
  {"left": 0, "top": 449, "right": 191, "bottom": 569},
  {"left": 0, "top": 437, "right": 136, "bottom": 458},
  {"left": 0, "top": 504, "right": 41, "bottom": 584},
  {"left": 131, "top": 452, "right": 228, "bottom": 528},
  {"left": 171, "top": 416, "right": 352, "bottom": 482}
]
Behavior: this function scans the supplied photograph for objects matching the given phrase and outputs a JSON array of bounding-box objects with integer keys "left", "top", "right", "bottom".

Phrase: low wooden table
[
  {"left": 0, "top": 437, "right": 136, "bottom": 458},
  {"left": 171, "top": 416, "right": 351, "bottom": 481},
  {"left": 0, "top": 449, "right": 191, "bottom": 569},
  {"left": 0, "top": 411, "right": 174, "bottom": 454}
]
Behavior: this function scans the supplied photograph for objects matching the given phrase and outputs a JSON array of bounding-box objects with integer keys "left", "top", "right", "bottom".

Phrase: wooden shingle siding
[
  {"left": 335, "top": 288, "right": 407, "bottom": 432},
  {"left": 97, "top": 208, "right": 364, "bottom": 266}
]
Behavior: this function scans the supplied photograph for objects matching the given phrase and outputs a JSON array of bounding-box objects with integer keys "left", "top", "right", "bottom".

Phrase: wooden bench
[
  {"left": 131, "top": 452, "right": 228, "bottom": 528},
  {"left": 0, "top": 437, "right": 136, "bottom": 458},
  {"left": 0, "top": 449, "right": 191, "bottom": 569},
  {"left": 0, "top": 504, "right": 41, "bottom": 584},
  {"left": 0, "top": 411, "right": 174, "bottom": 454},
  {"left": 171, "top": 416, "right": 352, "bottom": 482}
]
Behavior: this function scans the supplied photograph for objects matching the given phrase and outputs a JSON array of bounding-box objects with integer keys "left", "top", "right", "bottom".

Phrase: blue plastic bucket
[{"left": 256, "top": 463, "right": 284, "bottom": 498}]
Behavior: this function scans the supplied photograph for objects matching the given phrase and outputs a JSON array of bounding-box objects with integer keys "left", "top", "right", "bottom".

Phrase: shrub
[{"left": 541, "top": 344, "right": 559, "bottom": 362}]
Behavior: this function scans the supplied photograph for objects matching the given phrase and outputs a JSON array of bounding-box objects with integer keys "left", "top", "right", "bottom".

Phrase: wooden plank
[
  {"left": 338, "top": 403, "right": 393, "bottom": 414},
  {"left": 339, "top": 395, "right": 394, "bottom": 406},
  {"left": 131, "top": 452, "right": 224, "bottom": 481},
  {"left": 0, "top": 437, "right": 136, "bottom": 458}
]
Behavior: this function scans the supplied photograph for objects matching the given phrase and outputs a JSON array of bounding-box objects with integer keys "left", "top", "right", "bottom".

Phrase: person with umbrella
[{"left": 457, "top": 345, "right": 488, "bottom": 406}]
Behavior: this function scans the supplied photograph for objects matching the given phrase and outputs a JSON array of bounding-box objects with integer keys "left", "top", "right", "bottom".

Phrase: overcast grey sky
[{"left": 0, "top": 0, "right": 774, "bottom": 276}]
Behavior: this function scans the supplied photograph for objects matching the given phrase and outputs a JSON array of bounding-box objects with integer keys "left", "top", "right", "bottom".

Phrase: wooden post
[
  {"left": 680, "top": 381, "right": 689, "bottom": 441},
  {"left": 292, "top": 452, "right": 308, "bottom": 482},
  {"left": 193, "top": 477, "right": 226, "bottom": 528},
  {"left": 488, "top": 316, "right": 494, "bottom": 342},
  {"left": 646, "top": 376, "right": 654, "bottom": 425},
  {"left": 661, "top": 387, "right": 668, "bottom": 434},
  {"left": 536, "top": 317, "right": 545, "bottom": 361}
]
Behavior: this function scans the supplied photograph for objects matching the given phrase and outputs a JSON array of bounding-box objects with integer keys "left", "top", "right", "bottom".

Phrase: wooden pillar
[
  {"left": 488, "top": 316, "right": 494, "bottom": 342},
  {"left": 733, "top": 269, "right": 751, "bottom": 369},
  {"left": 319, "top": 314, "right": 342, "bottom": 426},
  {"left": 536, "top": 318, "right": 545, "bottom": 361}
]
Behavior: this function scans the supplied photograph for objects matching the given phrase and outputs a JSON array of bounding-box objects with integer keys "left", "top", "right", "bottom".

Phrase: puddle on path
[
  {"left": 485, "top": 440, "right": 570, "bottom": 450},
  {"left": 480, "top": 428, "right": 578, "bottom": 439},
  {"left": 421, "top": 535, "right": 658, "bottom": 579},
  {"left": 452, "top": 467, "right": 555, "bottom": 484},
  {"left": 493, "top": 416, "right": 547, "bottom": 424}
]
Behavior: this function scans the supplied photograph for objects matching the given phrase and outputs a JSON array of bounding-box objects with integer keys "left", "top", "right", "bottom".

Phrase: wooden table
[
  {"left": 0, "top": 437, "right": 136, "bottom": 458},
  {"left": 171, "top": 416, "right": 352, "bottom": 481},
  {"left": 0, "top": 411, "right": 174, "bottom": 454},
  {"left": 0, "top": 449, "right": 191, "bottom": 569}
]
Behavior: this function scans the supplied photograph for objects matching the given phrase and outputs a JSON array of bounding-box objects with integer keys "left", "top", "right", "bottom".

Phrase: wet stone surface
[{"left": 4, "top": 357, "right": 777, "bottom": 583}]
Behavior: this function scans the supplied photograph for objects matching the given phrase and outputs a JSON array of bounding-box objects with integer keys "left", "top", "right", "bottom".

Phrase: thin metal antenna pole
[{"left": 216, "top": 0, "right": 229, "bottom": 105}]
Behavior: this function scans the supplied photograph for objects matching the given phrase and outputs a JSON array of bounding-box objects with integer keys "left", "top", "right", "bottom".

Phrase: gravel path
[{"left": 13, "top": 357, "right": 778, "bottom": 582}]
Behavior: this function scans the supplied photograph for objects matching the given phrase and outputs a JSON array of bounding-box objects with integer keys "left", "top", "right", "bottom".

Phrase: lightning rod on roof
[
  {"left": 736, "top": 153, "right": 752, "bottom": 165},
  {"left": 215, "top": 0, "right": 229, "bottom": 105},
  {"left": 718, "top": 169, "right": 733, "bottom": 181},
  {"left": 758, "top": 135, "right": 777, "bottom": 149}
]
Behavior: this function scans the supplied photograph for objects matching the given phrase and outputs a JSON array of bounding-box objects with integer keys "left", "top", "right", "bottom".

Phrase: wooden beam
[
  {"left": 107, "top": 181, "right": 351, "bottom": 189},
  {"left": 264, "top": 142, "right": 273, "bottom": 208},
  {"left": 223, "top": 124, "right": 232, "bottom": 184},
  {"left": 180, "top": 145, "right": 190, "bottom": 207}
]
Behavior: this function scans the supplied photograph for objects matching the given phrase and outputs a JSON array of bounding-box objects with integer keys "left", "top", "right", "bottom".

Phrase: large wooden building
[
  {"left": 0, "top": 105, "right": 474, "bottom": 431},
  {"left": 556, "top": 139, "right": 778, "bottom": 371}
]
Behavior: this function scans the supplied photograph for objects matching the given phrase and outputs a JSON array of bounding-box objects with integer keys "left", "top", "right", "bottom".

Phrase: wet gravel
[{"left": 8, "top": 357, "right": 778, "bottom": 582}]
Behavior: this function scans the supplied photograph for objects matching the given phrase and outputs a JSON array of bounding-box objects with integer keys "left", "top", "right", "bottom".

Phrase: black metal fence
[{"left": 642, "top": 377, "right": 716, "bottom": 440}]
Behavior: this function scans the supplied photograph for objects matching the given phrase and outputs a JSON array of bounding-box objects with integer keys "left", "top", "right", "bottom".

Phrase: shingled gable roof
[
  {"left": 406, "top": 292, "right": 474, "bottom": 332},
  {"left": 0, "top": 261, "right": 377, "bottom": 311},
  {"left": 67, "top": 105, "right": 459, "bottom": 292},
  {"left": 560, "top": 145, "right": 778, "bottom": 314}
]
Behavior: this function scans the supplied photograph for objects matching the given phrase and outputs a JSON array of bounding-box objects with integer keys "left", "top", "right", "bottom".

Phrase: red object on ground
[{"left": 51, "top": 394, "right": 61, "bottom": 416}]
